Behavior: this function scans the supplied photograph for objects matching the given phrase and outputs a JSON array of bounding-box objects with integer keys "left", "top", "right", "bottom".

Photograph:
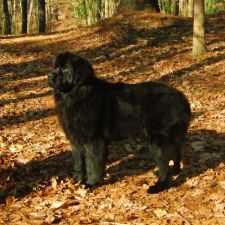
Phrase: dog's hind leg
[
  {"left": 170, "top": 122, "right": 188, "bottom": 175},
  {"left": 172, "top": 147, "right": 181, "bottom": 175},
  {"left": 147, "top": 133, "right": 172, "bottom": 194}
]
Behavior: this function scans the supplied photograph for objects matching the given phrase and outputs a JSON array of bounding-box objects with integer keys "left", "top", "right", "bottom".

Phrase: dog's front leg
[
  {"left": 84, "top": 140, "right": 107, "bottom": 187},
  {"left": 72, "top": 145, "right": 85, "bottom": 183}
]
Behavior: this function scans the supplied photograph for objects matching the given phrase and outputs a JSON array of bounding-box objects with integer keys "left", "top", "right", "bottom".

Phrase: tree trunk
[
  {"left": 179, "top": 0, "right": 188, "bottom": 16},
  {"left": 3, "top": 0, "right": 11, "bottom": 34},
  {"left": 38, "top": 0, "right": 46, "bottom": 33},
  {"left": 96, "top": 0, "right": 102, "bottom": 21},
  {"left": 192, "top": 0, "right": 206, "bottom": 56},
  {"left": 148, "top": 0, "right": 160, "bottom": 12},
  {"left": 82, "top": 0, "right": 88, "bottom": 25},
  {"left": 22, "top": 0, "right": 28, "bottom": 34},
  {"left": 105, "top": 0, "right": 110, "bottom": 18},
  {"left": 188, "top": 0, "right": 193, "bottom": 17},
  {"left": 171, "top": 0, "right": 179, "bottom": 15},
  {"left": 134, "top": 0, "right": 145, "bottom": 10},
  {"left": 28, "top": 0, "right": 34, "bottom": 33}
]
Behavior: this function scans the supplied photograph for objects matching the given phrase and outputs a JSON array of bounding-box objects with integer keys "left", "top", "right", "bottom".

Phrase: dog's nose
[{"left": 47, "top": 73, "right": 55, "bottom": 86}]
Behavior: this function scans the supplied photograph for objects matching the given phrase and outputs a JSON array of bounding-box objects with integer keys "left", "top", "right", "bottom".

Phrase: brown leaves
[{"left": 1, "top": 11, "right": 225, "bottom": 224}]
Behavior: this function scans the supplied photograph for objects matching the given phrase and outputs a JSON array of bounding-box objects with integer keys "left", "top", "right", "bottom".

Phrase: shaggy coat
[{"left": 48, "top": 52, "right": 191, "bottom": 193}]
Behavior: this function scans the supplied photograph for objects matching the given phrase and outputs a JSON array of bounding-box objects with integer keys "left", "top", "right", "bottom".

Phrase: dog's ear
[
  {"left": 54, "top": 51, "right": 73, "bottom": 67},
  {"left": 70, "top": 54, "right": 95, "bottom": 86}
]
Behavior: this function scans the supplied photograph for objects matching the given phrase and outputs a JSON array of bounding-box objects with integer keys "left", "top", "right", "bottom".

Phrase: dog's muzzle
[{"left": 47, "top": 73, "right": 55, "bottom": 87}]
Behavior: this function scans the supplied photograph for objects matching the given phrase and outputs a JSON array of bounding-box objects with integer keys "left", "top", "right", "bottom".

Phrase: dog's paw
[
  {"left": 73, "top": 172, "right": 85, "bottom": 184},
  {"left": 147, "top": 181, "right": 169, "bottom": 194},
  {"left": 85, "top": 179, "right": 102, "bottom": 187},
  {"left": 85, "top": 183, "right": 100, "bottom": 190}
]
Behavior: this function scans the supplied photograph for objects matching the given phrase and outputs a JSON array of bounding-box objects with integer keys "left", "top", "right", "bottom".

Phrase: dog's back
[{"left": 100, "top": 80, "right": 191, "bottom": 141}]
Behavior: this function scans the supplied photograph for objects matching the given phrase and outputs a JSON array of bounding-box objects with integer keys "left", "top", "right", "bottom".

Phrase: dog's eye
[
  {"left": 61, "top": 68, "right": 70, "bottom": 74},
  {"left": 61, "top": 68, "right": 73, "bottom": 83},
  {"left": 62, "top": 68, "right": 72, "bottom": 75}
]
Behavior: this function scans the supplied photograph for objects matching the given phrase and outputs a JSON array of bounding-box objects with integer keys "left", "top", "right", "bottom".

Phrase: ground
[{"left": 0, "top": 11, "right": 225, "bottom": 225}]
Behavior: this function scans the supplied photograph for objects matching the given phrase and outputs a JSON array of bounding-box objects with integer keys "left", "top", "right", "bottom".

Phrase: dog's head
[{"left": 48, "top": 52, "right": 95, "bottom": 93}]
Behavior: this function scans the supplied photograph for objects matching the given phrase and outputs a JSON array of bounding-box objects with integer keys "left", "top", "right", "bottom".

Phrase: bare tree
[
  {"left": 148, "top": 0, "right": 160, "bottom": 12},
  {"left": 38, "top": 0, "right": 46, "bottom": 33},
  {"left": 96, "top": 0, "right": 102, "bottom": 21},
  {"left": 28, "top": 0, "right": 34, "bottom": 33},
  {"left": 3, "top": 0, "right": 11, "bottom": 34},
  {"left": 192, "top": 0, "right": 206, "bottom": 56},
  {"left": 188, "top": 0, "right": 193, "bottom": 17},
  {"left": 22, "top": 0, "right": 28, "bottom": 34}
]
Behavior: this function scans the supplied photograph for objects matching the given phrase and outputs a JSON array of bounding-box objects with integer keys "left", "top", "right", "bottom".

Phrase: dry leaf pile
[{"left": 0, "top": 11, "right": 225, "bottom": 224}]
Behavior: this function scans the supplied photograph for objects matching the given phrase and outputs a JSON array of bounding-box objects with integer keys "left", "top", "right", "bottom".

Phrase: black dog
[{"left": 48, "top": 52, "right": 191, "bottom": 193}]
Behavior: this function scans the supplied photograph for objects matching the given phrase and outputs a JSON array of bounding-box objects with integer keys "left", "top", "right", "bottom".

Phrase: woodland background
[
  {"left": 0, "top": 0, "right": 225, "bottom": 224},
  {"left": 1, "top": 0, "right": 225, "bottom": 34}
]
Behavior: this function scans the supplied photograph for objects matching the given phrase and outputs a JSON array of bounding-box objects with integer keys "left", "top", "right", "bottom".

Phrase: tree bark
[
  {"left": 179, "top": 0, "right": 188, "bottom": 16},
  {"left": 22, "top": 0, "right": 28, "bottom": 34},
  {"left": 105, "top": 0, "right": 110, "bottom": 18},
  {"left": 38, "top": 0, "right": 46, "bottom": 33},
  {"left": 171, "top": 0, "right": 179, "bottom": 15},
  {"left": 28, "top": 0, "right": 34, "bottom": 33},
  {"left": 188, "top": 0, "right": 193, "bottom": 17},
  {"left": 96, "top": 0, "right": 102, "bottom": 21},
  {"left": 148, "top": 0, "right": 160, "bottom": 12},
  {"left": 3, "top": 0, "right": 11, "bottom": 34},
  {"left": 192, "top": 0, "right": 206, "bottom": 56}
]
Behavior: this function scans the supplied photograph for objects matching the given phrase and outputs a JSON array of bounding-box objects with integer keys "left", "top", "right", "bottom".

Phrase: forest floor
[{"left": 0, "top": 11, "right": 225, "bottom": 225}]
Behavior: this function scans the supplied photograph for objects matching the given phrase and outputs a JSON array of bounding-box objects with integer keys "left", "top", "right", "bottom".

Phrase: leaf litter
[{"left": 0, "top": 11, "right": 225, "bottom": 224}]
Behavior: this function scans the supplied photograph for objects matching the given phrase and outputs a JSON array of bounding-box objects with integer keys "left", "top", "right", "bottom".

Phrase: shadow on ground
[{"left": 0, "top": 129, "right": 224, "bottom": 202}]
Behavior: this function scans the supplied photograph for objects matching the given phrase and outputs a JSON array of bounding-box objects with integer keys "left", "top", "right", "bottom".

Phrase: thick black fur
[{"left": 48, "top": 52, "right": 191, "bottom": 193}]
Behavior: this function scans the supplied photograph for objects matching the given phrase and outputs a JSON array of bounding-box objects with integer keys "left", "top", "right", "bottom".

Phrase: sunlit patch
[
  {"left": 180, "top": 161, "right": 184, "bottom": 169},
  {"left": 169, "top": 160, "right": 174, "bottom": 166},
  {"left": 168, "top": 160, "right": 184, "bottom": 169}
]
